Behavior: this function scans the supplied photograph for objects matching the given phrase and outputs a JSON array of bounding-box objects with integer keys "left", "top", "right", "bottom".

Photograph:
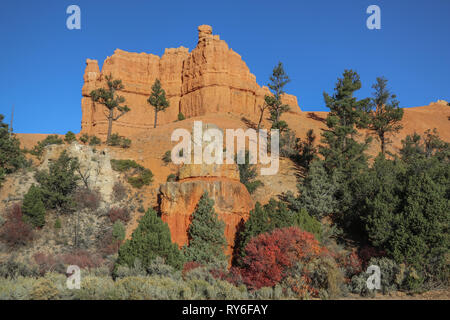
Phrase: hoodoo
[{"left": 80, "top": 25, "right": 300, "bottom": 138}]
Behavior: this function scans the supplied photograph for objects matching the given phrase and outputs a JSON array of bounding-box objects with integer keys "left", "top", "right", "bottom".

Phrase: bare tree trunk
[
  {"left": 380, "top": 132, "right": 385, "bottom": 155},
  {"left": 154, "top": 110, "right": 158, "bottom": 128},
  {"left": 107, "top": 108, "right": 114, "bottom": 143}
]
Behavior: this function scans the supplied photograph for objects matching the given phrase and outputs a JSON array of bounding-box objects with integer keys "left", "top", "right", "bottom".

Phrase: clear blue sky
[{"left": 0, "top": 0, "right": 449, "bottom": 134}]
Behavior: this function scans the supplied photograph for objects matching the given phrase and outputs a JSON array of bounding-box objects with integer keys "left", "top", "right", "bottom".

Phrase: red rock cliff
[{"left": 80, "top": 25, "right": 300, "bottom": 138}]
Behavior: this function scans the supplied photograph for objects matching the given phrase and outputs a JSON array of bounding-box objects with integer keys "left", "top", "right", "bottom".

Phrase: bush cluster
[
  {"left": 108, "top": 133, "right": 131, "bottom": 148},
  {"left": 110, "top": 159, "right": 153, "bottom": 189}
]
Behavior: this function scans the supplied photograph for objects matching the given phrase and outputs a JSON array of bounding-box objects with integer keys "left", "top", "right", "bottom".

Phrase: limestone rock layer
[{"left": 80, "top": 25, "right": 300, "bottom": 137}]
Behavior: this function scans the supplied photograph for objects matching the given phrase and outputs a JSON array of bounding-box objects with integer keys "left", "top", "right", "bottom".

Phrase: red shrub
[
  {"left": 60, "top": 250, "right": 103, "bottom": 269},
  {"left": 182, "top": 261, "right": 203, "bottom": 276},
  {"left": 74, "top": 188, "right": 101, "bottom": 210},
  {"left": 108, "top": 207, "right": 130, "bottom": 223},
  {"left": 33, "top": 252, "right": 59, "bottom": 275},
  {"left": 0, "top": 204, "right": 33, "bottom": 247},
  {"left": 336, "top": 250, "right": 363, "bottom": 282},
  {"left": 239, "top": 227, "right": 325, "bottom": 290},
  {"left": 358, "top": 246, "right": 385, "bottom": 268}
]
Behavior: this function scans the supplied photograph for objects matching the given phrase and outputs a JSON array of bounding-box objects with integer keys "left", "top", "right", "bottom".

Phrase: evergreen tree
[
  {"left": 235, "top": 202, "right": 271, "bottom": 263},
  {"left": 298, "top": 160, "right": 339, "bottom": 219},
  {"left": 296, "top": 129, "right": 318, "bottom": 170},
  {"left": 115, "top": 208, "right": 183, "bottom": 271},
  {"left": 0, "top": 114, "right": 25, "bottom": 186},
  {"left": 264, "top": 62, "right": 291, "bottom": 130},
  {"left": 237, "top": 151, "right": 263, "bottom": 194},
  {"left": 35, "top": 150, "right": 79, "bottom": 211},
  {"left": 320, "top": 70, "right": 371, "bottom": 175},
  {"left": 147, "top": 79, "right": 169, "bottom": 128},
  {"left": 319, "top": 70, "right": 372, "bottom": 234},
  {"left": 183, "top": 192, "right": 228, "bottom": 266},
  {"left": 22, "top": 185, "right": 46, "bottom": 228},
  {"left": 368, "top": 77, "right": 404, "bottom": 154},
  {"left": 90, "top": 74, "right": 130, "bottom": 143}
]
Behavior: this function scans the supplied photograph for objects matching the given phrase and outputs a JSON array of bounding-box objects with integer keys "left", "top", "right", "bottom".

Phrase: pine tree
[
  {"left": 368, "top": 77, "right": 404, "bottom": 155},
  {"left": 0, "top": 114, "right": 25, "bottom": 186},
  {"left": 319, "top": 70, "right": 372, "bottom": 234},
  {"left": 298, "top": 160, "right": 339, "bottom": 219},
  {"left": 147, "top": 79, "right": 169, "bottom": 128},
  {"left": 320, "top": 70, "right": 371, "bottom": 175},
  {"left": 22, "top": 185, "right": 46, "bottom": 228},
  {"left": 264, "top": 62, "right": 291, "bottom": 130},
  {"left": 235, "top": 202, "right": 270, "bottom": 263},
  {"left": 35, "top": 150, "right": 79, "bottom": 211},
  {"left": 183, "top": 192, "right": 228, "bottom": 266},
  {"left": 90, "top": 74, "right": 130, "bottom": 143},
  {"left": 237, "top": 151, "right": 263, "bottom": 194},
  {"left": 115, "top": 208, "right": 183, "bottom": 271},
  {"left": 296, "top": 129, "right": 318, "bottom": 170}
]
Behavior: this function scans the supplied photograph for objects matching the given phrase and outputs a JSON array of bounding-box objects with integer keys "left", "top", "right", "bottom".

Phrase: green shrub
[
  {"left": 89, "top": 135, "right": 101, "bottom": 146},
  {"left": 80, "top": 133, "right": 89, "bottom": 144},
  {"left": 291, "top": 208, "right": 322, "bottom": 242},
  {"left": 112, "top": 221, "right": 126, "bottom": 242},
  {"left": 110, "top": 159, "right": 153, "bottom": 189},
  {"left": 177, "top": 112, "right": 186, "bottom": 121},
  {"left": 22, "top": 185, "right": 46, "bottom": 228},
  {"left": 64, "top": 131, "right": 77, "bottom": 144},
  {"left": 108, "top": 133, "right": 132, "bottom": 148},
  {"left": 31, "top": 135, "right": 63, "bottom": 157},
  {"left": 166, "top": 174, "right": 177, "bottom": 182},
  {"left": 54, "top": 218, "right": 61, "bottom": 229},
  {"left": 162, "top": 151, "right": 171, "bottom": 164},
  {"left": 31, "top": 278, "right": 59, "bottom": 300}
]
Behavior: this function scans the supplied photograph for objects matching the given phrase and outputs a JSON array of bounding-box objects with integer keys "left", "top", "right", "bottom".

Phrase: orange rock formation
[
  {"left": 80, "top": 25, "right": 300, "bottom": 138},
  {"left": 159, "top": 163, "right": 253, "bottom": 257}
]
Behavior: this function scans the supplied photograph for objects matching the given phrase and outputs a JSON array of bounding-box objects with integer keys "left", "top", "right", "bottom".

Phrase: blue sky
[{"left": 0, "top": 0, "right": 449, "bottom": 134}]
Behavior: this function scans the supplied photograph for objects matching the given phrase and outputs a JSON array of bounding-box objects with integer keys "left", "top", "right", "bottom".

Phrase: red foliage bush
[
  {"left": 239, "top": 227, "right": 325, "bottom": 290},
  {"left": 358, "top": 246, "right": 385, "bottom": 268},
  {"left": 0, "top": 204, "right": 33, "bottom": 247},
  {"left": 108, "top": 207, "right": 130, "bottom": 223},
  {"left": 33, "top": 252, "right": 59, "bottom": 275},
  {"left": 60, "top": 250, "right": 103, "bottom": 269},
  {"left": 74, "top": 188, "right": 101, "bottom": 210},
  {"left": 335, "top": 250, "right": 363, "bottom": 282},
  {"left": 182, "top": 261, "right": 203, "bottom": 276}
]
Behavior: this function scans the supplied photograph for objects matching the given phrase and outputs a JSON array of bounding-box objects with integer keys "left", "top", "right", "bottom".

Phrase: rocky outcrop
[
  {"left": 159, "top": 160, "right": 253, "bottom": 258},
  {"left": 80, "top": 25, "right": 300, "bottom": 138}
]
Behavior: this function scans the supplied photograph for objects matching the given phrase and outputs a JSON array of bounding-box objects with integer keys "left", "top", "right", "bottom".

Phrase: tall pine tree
[
  {"left": 264, "top": 62, "right": 291, "bottom": 131},
  {"left": 183, "top": 192, "right": 228, "bottom": 266},
  {"left": 90, "top": 74, "right": 130, "bottom": 144},
  {"left": 319, "top": 70, "right": 372, "bottom": 234},
  {"left": 368, "top": 77, "right": 404, "bottom": 155},
  {"left": 147, "top": 79, "right": 169, "bottom": 128}
]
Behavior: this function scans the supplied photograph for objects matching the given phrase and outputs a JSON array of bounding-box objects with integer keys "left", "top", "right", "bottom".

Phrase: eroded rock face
[
  {"left": 80, "top": 25, "right": 300, "bottom": 138},
  {"left": 159, "top": 178, "right": 253, "bottom": 258},
  {"left": 40, "top": 143, "right": 117, "bottom": 205}
]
